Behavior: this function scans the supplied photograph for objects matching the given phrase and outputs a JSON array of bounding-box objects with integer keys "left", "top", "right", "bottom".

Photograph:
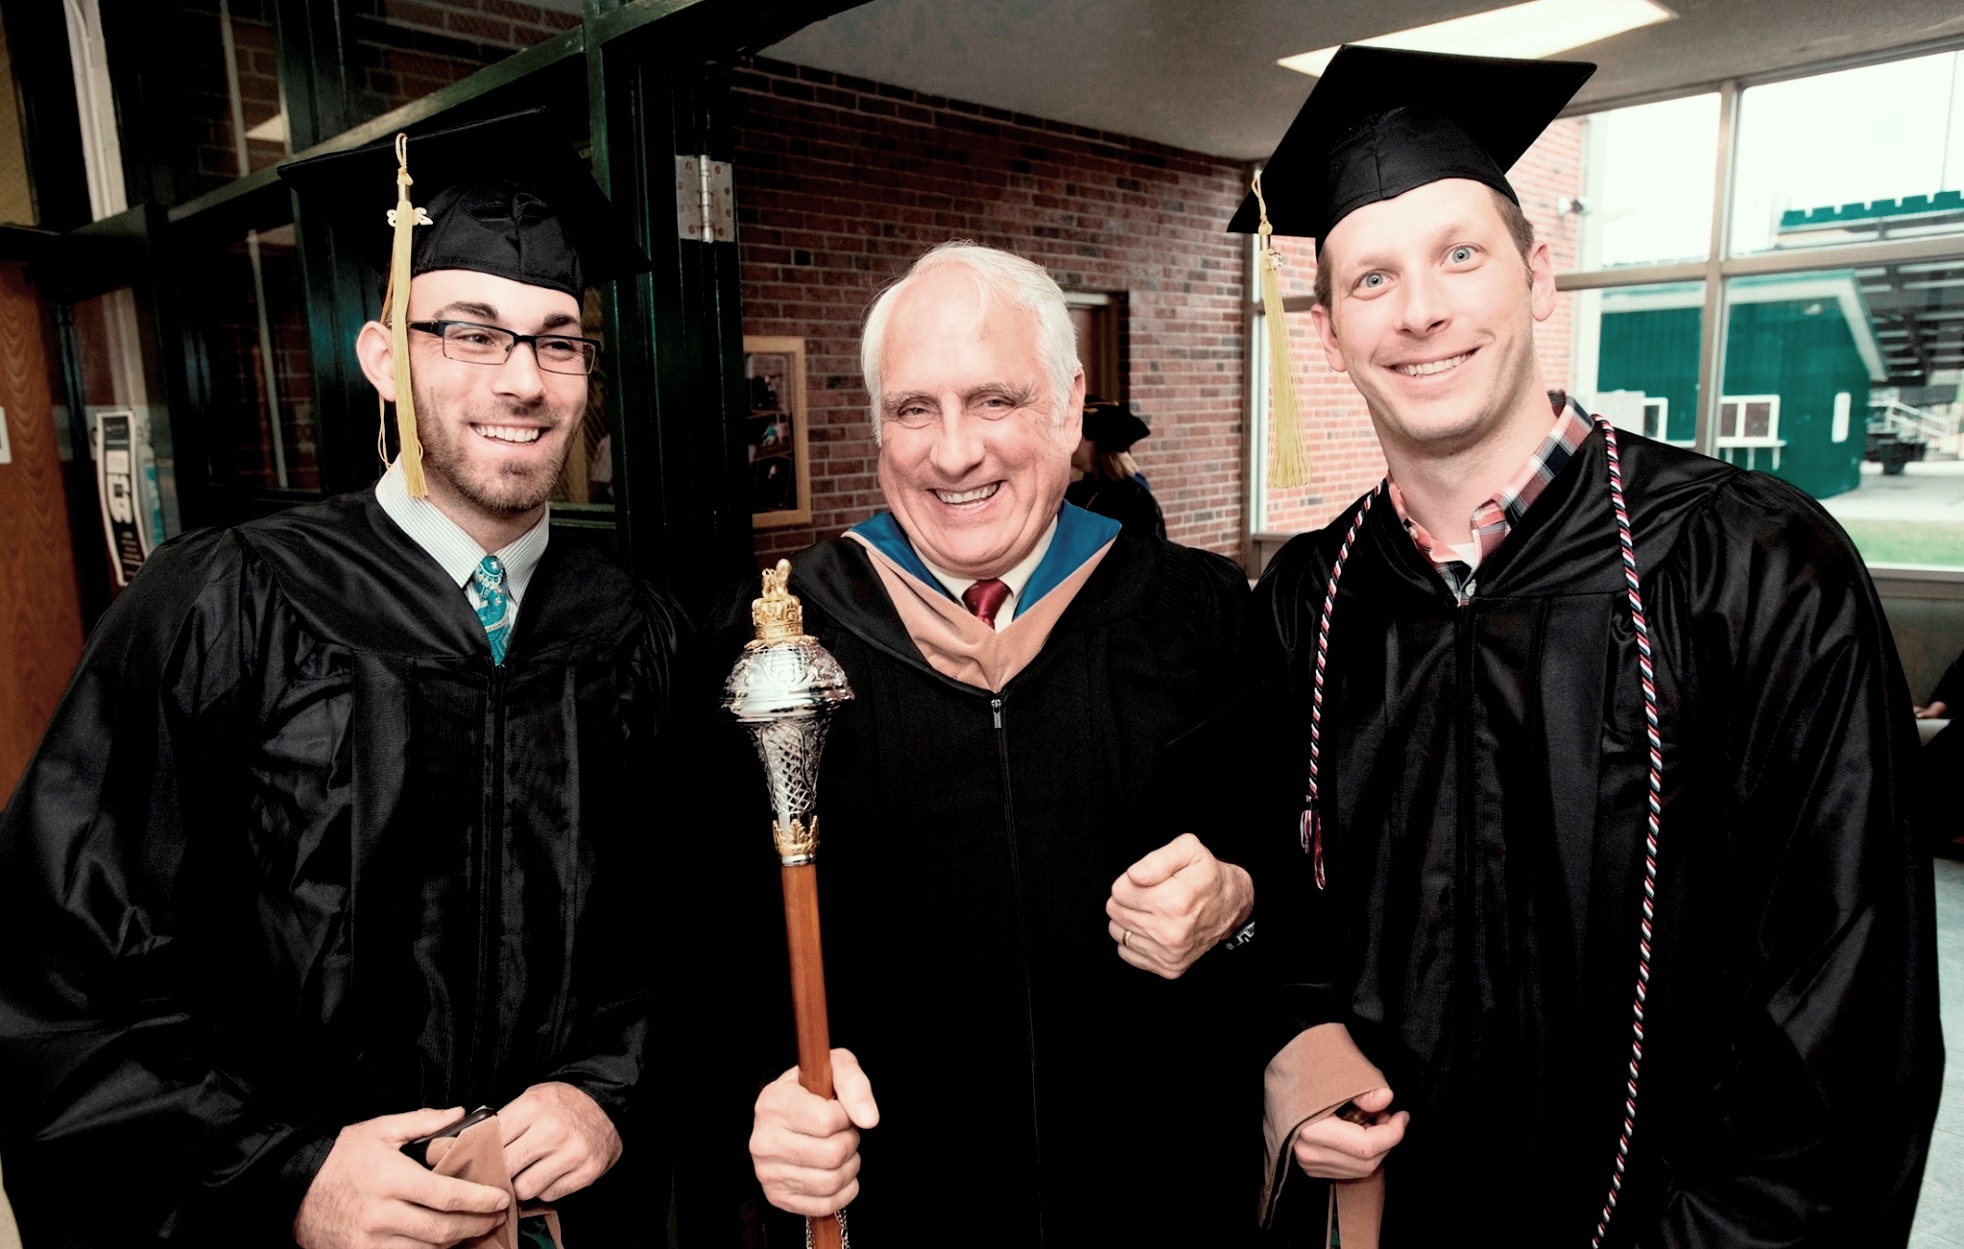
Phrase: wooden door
[{"left": 0, "top": 260, "right": 84, "bottom": 798}]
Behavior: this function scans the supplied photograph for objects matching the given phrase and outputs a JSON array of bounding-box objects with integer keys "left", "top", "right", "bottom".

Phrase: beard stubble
[{"left": 412, "top": 384, "right": 583, "bottom": 516}]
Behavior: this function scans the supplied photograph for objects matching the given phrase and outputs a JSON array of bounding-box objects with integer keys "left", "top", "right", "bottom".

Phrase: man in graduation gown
[
  {"left": 694, "top": 243, "right": 1255, "bottom": 1246},
  {"left": 0, "top": 111, "right": 684, "bottom": 1246},
  {"left": 1231, "top": 48, "right": 1943, "bottom": 1247}
]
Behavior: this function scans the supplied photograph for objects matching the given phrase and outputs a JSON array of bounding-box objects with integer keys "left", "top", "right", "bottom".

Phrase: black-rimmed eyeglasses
[{"left": 408, "top": 320, "right": 602, "bottom": 377}]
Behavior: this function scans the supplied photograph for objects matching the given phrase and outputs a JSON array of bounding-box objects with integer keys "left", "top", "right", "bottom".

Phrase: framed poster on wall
[{"left": 744, "top": 336, "right": 812, "bottom": 528}]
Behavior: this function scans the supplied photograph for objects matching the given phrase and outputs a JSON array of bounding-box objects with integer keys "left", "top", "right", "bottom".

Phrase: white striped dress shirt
[{"left": 373, "top": 459, "right": 550, "bottom": 626}]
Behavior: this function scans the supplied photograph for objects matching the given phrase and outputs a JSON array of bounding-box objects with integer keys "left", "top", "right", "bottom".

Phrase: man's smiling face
[
  {"left": 1312, "top": 178, "right": 1554, "bottom": 459},
  {"left": 403, "top": 268, "right": 587, "bottom": 517},
  {"left": 874, "top": 264, "right": 1082, "bottom": 580}
]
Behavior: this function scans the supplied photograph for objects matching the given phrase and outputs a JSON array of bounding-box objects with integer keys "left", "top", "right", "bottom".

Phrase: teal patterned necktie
[{"left": 473, "top": 555, "right": 510, "bottom": 664}]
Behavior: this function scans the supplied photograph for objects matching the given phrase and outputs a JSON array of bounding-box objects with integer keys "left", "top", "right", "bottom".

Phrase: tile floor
[{"left": 1912, "top": 857, "right": 1964, "bottom": 1247}]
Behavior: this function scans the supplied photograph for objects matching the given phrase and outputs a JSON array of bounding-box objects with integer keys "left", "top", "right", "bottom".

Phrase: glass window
[
  {"left": 1730, "top": 51, "right": 1964, "bottom": 256},
  {"left": 1574, "top": 94, "right": 1719, "bottom": 269},
  {"left": 348, "top": 0, "right": 582, "bottom": 125},
  {"left": 156, "top": 0, "right": 290, "bottom": 205},
  {"left": 1720, "top": 270, "right": 1964, "bottom": 568},
  {"left": 1567, "top": 283, "right": 1707, "bottom": 446},
  {"left": 184, "top": 222, "right": 320, "bottom": 491}
]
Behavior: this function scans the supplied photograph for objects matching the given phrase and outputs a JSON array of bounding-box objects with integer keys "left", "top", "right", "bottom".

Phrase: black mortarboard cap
[
  {"left": 1227, "top": 46, "right": 1595, "bottom": 250},
  {"left": 1083, "top": 402, "right": 1150, "bottom": 452},
  {"left": 277, "top": 108, "right": 651, "bottom": 300}
]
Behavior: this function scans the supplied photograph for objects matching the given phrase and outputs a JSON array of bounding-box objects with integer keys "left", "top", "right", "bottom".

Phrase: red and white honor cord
[
  {"left": 1300, "top": 420, "right": 1662, "bottom": 1247},
  {"left": 1301, "top": 481, "right": 1382, "bottom": 889},
  {"left": 1591, "top": 419, "right": 1661, "bottom": 1247}
]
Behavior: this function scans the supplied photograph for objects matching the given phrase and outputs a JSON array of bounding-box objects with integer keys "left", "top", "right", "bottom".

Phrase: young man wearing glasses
[{"left": 0, "top": 111, "right": 683, "bottom": 1248}]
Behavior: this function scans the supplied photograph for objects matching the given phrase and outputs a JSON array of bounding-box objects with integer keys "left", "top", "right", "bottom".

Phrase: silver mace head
[{"left": 722, "top": 560, "right": 855, "bottom": 866}]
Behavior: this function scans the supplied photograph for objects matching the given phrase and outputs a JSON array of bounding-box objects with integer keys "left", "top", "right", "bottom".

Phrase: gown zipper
[
  {"left": 991, "top": 694, "right": 1046, "bottom": 1241},
  {"left": 1453, "top": 598, "right": 1476, "bottom": 1084}
]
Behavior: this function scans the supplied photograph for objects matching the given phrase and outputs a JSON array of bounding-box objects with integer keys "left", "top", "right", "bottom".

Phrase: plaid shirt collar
[{"left": 1388, "top": 391, "right": 1592, "bottom": 601}]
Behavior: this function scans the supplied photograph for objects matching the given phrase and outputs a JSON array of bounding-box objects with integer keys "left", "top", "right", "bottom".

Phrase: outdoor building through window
[
  {"left": 1555, "top": 49, "right": 1964, "bottom": 572},
  {"left": 1729, "top": 52, "right": 1964, "bottom": 258},
  {"left": 1567, "top": 283, "right": 1704, "bottom": 446}
]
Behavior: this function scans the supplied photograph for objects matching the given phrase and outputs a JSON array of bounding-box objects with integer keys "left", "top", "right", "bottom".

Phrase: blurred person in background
[{"left": 1066, "top": 400, "right": 1167, "bottom": 539}]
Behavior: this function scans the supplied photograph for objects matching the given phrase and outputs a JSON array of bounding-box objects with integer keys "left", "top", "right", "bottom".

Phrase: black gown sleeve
[
  {"left": 1234, "top": 535, "right": 1364, "bottom": 1238},
  {"left": 1159, "top": 541, "right": 1258, "bottom": 888},
  {"left": 1237, "top": 535, "right": 1351, "bottom": 1064},
  {"left": 0, "top": 531, "right": 337, "bottom": 1242},
  {"left": 1644, "top": 480, "right": 1942, "bottom": 1246},
  {"left": 669, "top": 573, "right": 798, "bottom": 1246}
]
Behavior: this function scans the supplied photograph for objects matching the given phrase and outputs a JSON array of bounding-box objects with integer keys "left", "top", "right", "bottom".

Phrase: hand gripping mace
[{"left": 723, "top": 561, "right": 856, "bottom": 1249}]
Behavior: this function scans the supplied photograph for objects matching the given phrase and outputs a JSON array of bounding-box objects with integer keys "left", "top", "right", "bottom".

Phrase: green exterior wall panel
[
  {"left": 1717, "top": 300, "right": 1867, "bottom": 500},
  {"left": 1598, "top": 287, "right": 1871, "bottom": 500},
  {"left": 1598, "top": 305, "right": 1700, "bottom": 444}
]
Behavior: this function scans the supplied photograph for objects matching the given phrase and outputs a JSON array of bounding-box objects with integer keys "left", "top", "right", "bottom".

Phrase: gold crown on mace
[{"left": 750, "top": 560, "right": 809, "bottom": 645}]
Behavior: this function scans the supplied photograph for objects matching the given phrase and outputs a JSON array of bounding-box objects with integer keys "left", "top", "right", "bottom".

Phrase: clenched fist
[{"left": 1106, "top": 832, "right": 1255, "bottom": 978}]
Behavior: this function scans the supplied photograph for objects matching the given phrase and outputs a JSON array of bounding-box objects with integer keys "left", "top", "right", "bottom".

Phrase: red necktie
[{"left": 962, "top": 578, "right": 1011, "bottom": 629}]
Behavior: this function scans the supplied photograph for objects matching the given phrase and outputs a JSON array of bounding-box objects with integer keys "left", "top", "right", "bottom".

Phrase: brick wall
[
  {"left": 170, "top": 0, "right": 282, "bottom": 201},
  {"left": 1260, "top": 119, "right": 1587, "bottom": 534},
  {"left": 350, "top": 0, "right": 580, "bottom": 124},
  {"left": 732, "top": 58, "right": 1251, "bottom": 561}
]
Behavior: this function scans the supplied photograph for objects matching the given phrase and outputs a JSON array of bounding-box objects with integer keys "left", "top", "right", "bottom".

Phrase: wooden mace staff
[{"left": 723, "top": 561, "right": 855, "bottom": 1249}]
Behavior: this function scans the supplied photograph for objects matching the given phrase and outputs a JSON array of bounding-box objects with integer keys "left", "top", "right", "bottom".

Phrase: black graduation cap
[
  {"left": 277, "top": 109, "right": 649, "bottom": 496},
  {"left": 278, "top": 108, "right": 650, "bottom": 299},
  {"left": 1082, "top": 402, "right": 1150, "bottom": 452},
  {"left": 1231, "top": 46, "right": 1593, "bottom": 489},
  {"left": 1227, "top": 46, "right": 1596, "bottom": 248}
]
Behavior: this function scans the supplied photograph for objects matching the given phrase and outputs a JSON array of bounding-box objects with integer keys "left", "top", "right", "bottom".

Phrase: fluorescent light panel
[{"left": 1278, "top": 0, "right": 1675, "bottom": 78}]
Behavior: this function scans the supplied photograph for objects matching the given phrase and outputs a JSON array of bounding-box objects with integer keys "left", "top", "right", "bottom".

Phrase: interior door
[{"left": 0, "top": 232, "right": 85, "bottom": 798}]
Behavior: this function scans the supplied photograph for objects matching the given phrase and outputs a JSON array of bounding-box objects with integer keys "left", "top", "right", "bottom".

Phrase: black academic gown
[
  {"left": 0, "top": 490, "right": 684, "bottom": 1247},
  {"left": 1246, "top": 429, "right": 1942, "bottom": 1247},
  {"left": 1066, "top": 474, "right": 1168, "bottom": 541},
  {"left": 687, "top": 530, "right": 1254, "bottom": 1248}
]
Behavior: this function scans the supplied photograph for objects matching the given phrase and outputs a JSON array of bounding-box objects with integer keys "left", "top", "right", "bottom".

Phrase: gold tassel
[
  {"left": 1254, "top": 171, "right": 1311, "bottom": 489},
  {"left": 385, "top": 132, "right": 429, "bottom": 497}
]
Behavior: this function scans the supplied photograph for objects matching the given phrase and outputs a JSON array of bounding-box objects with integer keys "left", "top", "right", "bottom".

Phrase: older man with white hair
[{"left": 695, "top": 242, "right": 1258, "bottom": 1246}]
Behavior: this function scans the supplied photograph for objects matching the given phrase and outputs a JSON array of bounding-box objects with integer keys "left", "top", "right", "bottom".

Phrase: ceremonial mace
[{"left": 724, "top": 560, "right": 855, "bottom": 1249}]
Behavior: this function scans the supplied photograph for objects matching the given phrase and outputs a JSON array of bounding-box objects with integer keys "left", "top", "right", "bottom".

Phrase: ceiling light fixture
[{"left": 1278, "top": 0, "right": 1676, "bottom": 78}]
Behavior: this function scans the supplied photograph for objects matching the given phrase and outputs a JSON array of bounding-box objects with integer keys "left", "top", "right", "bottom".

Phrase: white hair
[{"left": 860, "top": 241, "right": 1081, "bottom": 443}]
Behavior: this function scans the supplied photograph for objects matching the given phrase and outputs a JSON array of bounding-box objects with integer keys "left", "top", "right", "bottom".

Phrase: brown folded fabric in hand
[
  {"left": 1259, "top": 1022, "right": 1389, "bottom": 1249},
  {"left": 424, "top": 1115, "right": 565, "bottom": 1249}
]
